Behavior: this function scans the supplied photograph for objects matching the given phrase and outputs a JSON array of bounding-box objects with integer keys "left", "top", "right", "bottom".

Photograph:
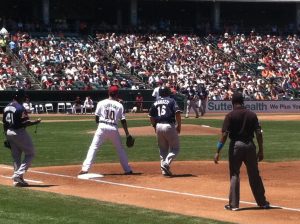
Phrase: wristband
[{"left": 217, "top": 141, "right": 224, "bottom": 151}]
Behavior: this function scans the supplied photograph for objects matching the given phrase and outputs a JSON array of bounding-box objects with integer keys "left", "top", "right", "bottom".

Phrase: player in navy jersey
[
  {"left": 2, "top": 90, "right": 41, "bottom": 187},
  {"left": 149, "top": 87, "right": 181, "bottom": 176}
]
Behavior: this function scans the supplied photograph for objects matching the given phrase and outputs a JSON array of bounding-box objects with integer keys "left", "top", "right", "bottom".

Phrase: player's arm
[
  {"left": 94, "top": 102, "right": 101, "bottom": 123},
  {"left": 255, "top": 126, "right": 264, "bottom": 162},
  {"left": 121, "top": 119, "right": 130, "bottom": 136},
  {"left": 149, "top": 116, "right": 157, "bottom": 129},
  {"left": 214, "top": 115, "right": 229, "bottom": 164},
  {"left": 148, "top": 104, "right": 157, "bottom": 131},
  {"left": 175, "top": 110, "right": 181, "bottom": 134},
  {"left": 21, "top": 118, "right": 41, "bottom": 127},
  {"left": 214, "top": 131, "right": 228, "bottom": 164},
  {"left": 95, "top": 115, "right": 100, "bottom": 123}
]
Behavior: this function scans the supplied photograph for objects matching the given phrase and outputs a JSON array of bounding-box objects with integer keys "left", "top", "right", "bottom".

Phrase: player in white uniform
[{"left": 79, "top": 85, "right": 133, "bottom": 175}]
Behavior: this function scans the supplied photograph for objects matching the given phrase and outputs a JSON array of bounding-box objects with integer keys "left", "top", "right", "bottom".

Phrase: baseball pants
[
  {"left": 185, "top": 100, "right": 199, "bottom": 118},
  {"left": 6, "top": 128, "right": 36, "bottom": 178},
  {"left": 156, "top": 123, "right": 180, "bottom": 168},
  {"left": 82, "top": 123, "right": 131, "bottom": 173},
  {"left": 228, "top": 140, "right": 267, "bottom": 208}
]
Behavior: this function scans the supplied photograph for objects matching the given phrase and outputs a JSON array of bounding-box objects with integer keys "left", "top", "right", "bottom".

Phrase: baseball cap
[
  {"left": 108, "top": 85, "right": 119, "bottom": 95},
  {"left": 159, "top": 86, "right": 171, "bottom": 97}
]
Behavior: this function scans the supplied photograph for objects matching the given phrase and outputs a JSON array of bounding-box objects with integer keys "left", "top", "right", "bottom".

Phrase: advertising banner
[{"left": 207, "top": 101, "right": 300, "bottom": 113}]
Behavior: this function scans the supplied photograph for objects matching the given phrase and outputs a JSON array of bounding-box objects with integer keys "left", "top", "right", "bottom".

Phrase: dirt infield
[
  {"left": 0, "top": 161, "right": 300, "bottom": 224},
  {"left": 1, "top": 113, "right": 300, "bottom": 223}
]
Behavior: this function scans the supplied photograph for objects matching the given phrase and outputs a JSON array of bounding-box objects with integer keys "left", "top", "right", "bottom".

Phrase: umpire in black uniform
[{"left": 214, "top": 92, "right": 270, "bottom": 210}]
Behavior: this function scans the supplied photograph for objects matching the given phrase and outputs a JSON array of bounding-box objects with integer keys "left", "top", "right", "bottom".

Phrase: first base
[{"left": 77, "top": 173, "right": 104, "bottom": 179}]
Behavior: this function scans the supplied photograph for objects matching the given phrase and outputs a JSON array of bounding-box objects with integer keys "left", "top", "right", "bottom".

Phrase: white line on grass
[{"left": 1, "top": 165, "right": 299, "bottom": 212}]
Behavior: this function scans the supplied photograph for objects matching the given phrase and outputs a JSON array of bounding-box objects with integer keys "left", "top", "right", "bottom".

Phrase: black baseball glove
[
  {"left": 126, "top": 135, "right": 135, "bottom": 148},
  {"left": 4, "top": 140, "right": 11, "bottom": 149}
]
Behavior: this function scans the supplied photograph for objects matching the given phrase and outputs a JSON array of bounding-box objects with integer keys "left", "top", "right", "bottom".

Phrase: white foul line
[
  {"left": 1, "top": 165, "right": 300, "bottom": 212},
  {"left": 0, "top": 175, "right": 44, "bottom": 184}
]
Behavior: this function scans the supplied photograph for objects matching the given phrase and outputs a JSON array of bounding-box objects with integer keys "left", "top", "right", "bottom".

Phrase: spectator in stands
[
  {"left": 152, "top": 80, "right": 163, "bottom": 100},
  {"left": 0, "top": 80, "right": 6, "bottom": 90}
]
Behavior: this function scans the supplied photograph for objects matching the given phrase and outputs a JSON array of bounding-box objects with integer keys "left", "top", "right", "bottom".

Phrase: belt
[
  {"left": 99, "top": 121, "right": 117, "bottom": 126},
  {"left": 157, "top": 122, "right": 175, "bottom": 125}
]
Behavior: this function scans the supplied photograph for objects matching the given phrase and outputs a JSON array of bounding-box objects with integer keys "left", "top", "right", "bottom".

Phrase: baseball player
[
  {"left": 183, "top": 85, "right": 199, "bottom": 118},
  {"left": 198, "top": 85, "right": 208, "bottom": 116},
  {"left": 214, "top": 92, "right": 270, "bottom": 210},
  {"left": 149, "top": 86, "right": 181, "bottom": 176},
  {"left": 79, "top": 85, "right": 133, "bottom": 175},
  {"left": 2, "top": 90, "right": 41, "bottom": 187},
  {"left": 152, "top": 80, "right": 163, "bottom": 100}
]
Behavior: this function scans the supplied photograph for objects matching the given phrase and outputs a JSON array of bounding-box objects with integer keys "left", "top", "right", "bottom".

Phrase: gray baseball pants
[
  {"left": 185, "top": 100, "right": 199, "bottom": 118},
  {"left": 6, "top": 128, "right": 36, "bottom": 178},
  {"left": 228, "top": 140, "right": 267, "bottom": 208},
  {"left": 156, "top": 123, "right": 180, "bottom": 169}
]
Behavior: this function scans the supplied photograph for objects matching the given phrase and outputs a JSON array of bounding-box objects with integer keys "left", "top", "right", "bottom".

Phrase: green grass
[
  {"left": 0, "top": 185, "right": 232, "bottom": 224},
  {"left": 1, "top": 117, "right": 300, "bottom": 166}
]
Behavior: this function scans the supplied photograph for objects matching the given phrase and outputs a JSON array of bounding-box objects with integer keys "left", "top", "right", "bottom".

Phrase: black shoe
[
  {"left": 260, "top": 201, "right": 271, "bottom": 209},
  {"left": 13, "top": 176, "right": 29, "bottom": 187},
  {"left": 124, "top": 171, "right": 133, "bottom": 175},
  {"left": 78, "top": 170, "right": 88, "bottom": 175},
  {"left": 224, "top": 204, "right": 239, "bottom": 211}
]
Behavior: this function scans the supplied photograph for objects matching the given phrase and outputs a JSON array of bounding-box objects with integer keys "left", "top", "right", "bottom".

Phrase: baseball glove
[
  {"left": 126, "top": 135, "right": 135, "bottom": 148},
  {"left": 4, "top": 140, "right": 11, "bottom": 149}
]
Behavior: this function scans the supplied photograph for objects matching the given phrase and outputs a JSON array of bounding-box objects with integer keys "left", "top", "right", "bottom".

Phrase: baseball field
[{"left": 0, "top": 113, "right": 300, "bottom": 224}]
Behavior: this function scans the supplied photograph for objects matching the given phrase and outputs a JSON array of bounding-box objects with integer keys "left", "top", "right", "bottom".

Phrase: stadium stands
[{"left": 0, "top": 30, "right": 299, "bottom": 101}]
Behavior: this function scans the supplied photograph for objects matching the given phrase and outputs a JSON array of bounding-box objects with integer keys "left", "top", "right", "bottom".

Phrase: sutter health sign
[{"left": 207, "top": 101, "right": 300, "bottom": 113}]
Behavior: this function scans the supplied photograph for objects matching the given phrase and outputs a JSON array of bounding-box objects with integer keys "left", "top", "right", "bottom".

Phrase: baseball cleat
[
  {"left": 161, "top": 164, "right": 172, "bottom": 176},
  {"left": 78, "top": 170, "right": 88, "bottom": 175},
  {"left": 13, "top": 176, "right": 29, "bottom": 187},
  {"left": 260, "top": 202, "right": 271, "bottom": 209},
  {"left": 224, "top": 204, "right": 239, "bottom": 211},
  {"left": 124, "top": 170, "right": 133, "bottom": 175}
]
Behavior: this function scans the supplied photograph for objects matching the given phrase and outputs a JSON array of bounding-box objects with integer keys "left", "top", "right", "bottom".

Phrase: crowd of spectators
[
  {"left": 0, "top": 30, "right": 31, "bottom": 90},
  {"left": 96, "top": 32, "right": 300, "bottom": 100},
  {"left": 8, "top": 32, "right": 135, "bottom": 91},
  {"left": 0, "top": 29, "right": 299, "bottom": 101}
]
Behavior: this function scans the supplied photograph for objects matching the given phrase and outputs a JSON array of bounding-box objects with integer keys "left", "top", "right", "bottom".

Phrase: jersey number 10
[{"left": 105, "top": 109, "right": 115, "bottom": 121}]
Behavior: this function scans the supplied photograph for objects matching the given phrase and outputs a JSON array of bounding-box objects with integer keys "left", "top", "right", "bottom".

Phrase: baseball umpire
[
  {"left": 149, "top": 86, "right": 181, "bottom": 177},
  {"left": 214, "top": 92, "right": 270, "bottom": 210},
  {"left": 2, "top": 90, "right": 41, "bottom": 187}
]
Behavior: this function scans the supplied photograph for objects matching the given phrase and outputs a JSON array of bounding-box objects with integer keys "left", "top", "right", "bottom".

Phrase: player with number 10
[{"left": 78, "top": 85, "right": 133, "bottom": 175}]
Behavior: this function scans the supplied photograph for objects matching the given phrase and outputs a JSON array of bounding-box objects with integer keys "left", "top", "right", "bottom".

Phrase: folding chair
[
  {"left": 57, "top": 102, "right": 65, "bottom": 113},
  {"left": 65, "top": 102, "right": 72, "bottom": 114},
  {"left": 45, "top": 103, "right": 54, "bottom": 113}
]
